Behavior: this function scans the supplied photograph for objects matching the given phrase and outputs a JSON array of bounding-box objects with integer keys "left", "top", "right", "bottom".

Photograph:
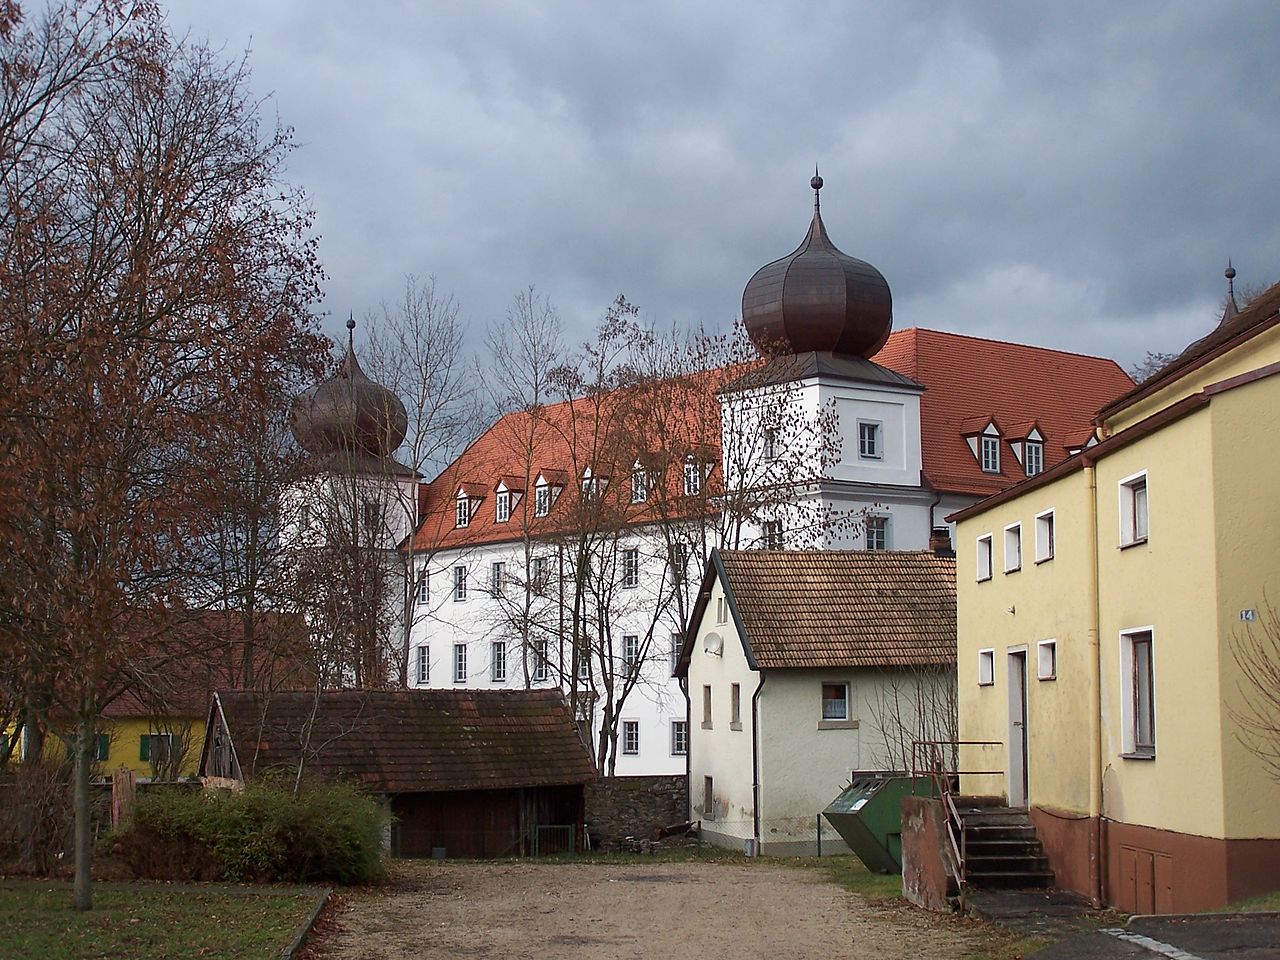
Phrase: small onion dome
[
  {"left": 290, "top": 318, "right": 408, "bottom": 459},
  {"left": 742, "top": 175, "right": 892, "bottom": 358}
]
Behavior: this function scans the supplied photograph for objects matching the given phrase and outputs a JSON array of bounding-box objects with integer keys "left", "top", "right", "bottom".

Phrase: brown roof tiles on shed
[
  {"left": 682, "top": 550, "right": 956, "bottom": 672},
  {"left": 214, "top": 689, "right": 596, "bottom": 794}
]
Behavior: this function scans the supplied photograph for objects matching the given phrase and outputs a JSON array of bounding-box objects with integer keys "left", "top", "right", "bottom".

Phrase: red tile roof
[
  {"left": 871, "top": 328, "right": 1133, "bottom": 496},
  {"left": 408, "top": 328, "right": 1133, "bottom": 549},
  {"left": 213, "top": 689, "right": 597, "bottom": 793}
]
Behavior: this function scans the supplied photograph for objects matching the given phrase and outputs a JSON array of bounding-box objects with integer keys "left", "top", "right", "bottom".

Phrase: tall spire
[
  {"left": 1220, "top": 261, "right": 1240, "bottom": 325},
  {"left": 346, "top": 312, "right": 356, "bottom": 351},
  {"left": 812, "top": 164, "right": 823, "bottom": 215}
]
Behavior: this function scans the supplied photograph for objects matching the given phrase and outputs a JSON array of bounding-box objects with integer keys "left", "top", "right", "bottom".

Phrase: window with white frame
[
  {"left": 866, "top": 515, "right": 889, "bottom": 551},
  {"left": 495, "top": 490, "right": 510, "bottom": 523},
  {"left": 622, "top": 720, "right": 639, "bottom": 755},
  {"left": 299, "top": 503, "right": 312, "bottom": 532},
  {"left": 577, "top": 651, "right": 590, "bottom": 681},
  {"left": 858, "top": 420, "right": 882, "bottom": 460},
  {"left": 455, "top": 496, "right": 470, "bottom": 528},
  {"left": 821, "top": 683, "right": 850, "bottom": 720},
  {"left": 683, "top": 459, "right": 701, "bottom": 496},
  {"left": 533, "top": 639, "right": 549, "bottom": 682},
  {"left": 1037, "top": 640, "right": 1057, "bottom": 681},
  {"left": 534, "top": 484, "right": 550, "bottom": 517},
  {"left": 490, "top": 561, "right": 505, "bottom": 597},
  {"left": 671, "top": 543, "right": 688, "bottom": 584},
  {"left": 1120, "top": 472, "right": 1149, "bottom": 546},
  {"left": 670, "top": 633, "right": 682, "bottom": 675},
  {"left": 763, "top": 519, "right": 784, "bottom": 549},
  {"left": 981, "top": 435, "right": 1001, "bottom": 473},
  {"left": 716, "top": 595, "right": 728, "bottom": 625},
  {"left": 622, "top": 548, "right": 639, "bottom": 588},
  {"left": 452, "top": 565, "right": 467, "bottom": 601},
  {"left": 415, "top": 645, "right": 429, "bottom": 684},
  {"left": 530, "top": 555, "right": 546, "bottom": 589},
  {"left": 670, "top": 720, "right": 688, "bottom": 756},
  {"left": 763, "top": 428, "right": 777, "bottom": 461},
  {"left": 623, "top": 634, "right": 640, "bottom": 673},
  {"left": 1004, "top": 523, "right": 1022, "bottom": 573},
  {"left": 1024, "top": 440, "right": 1044, "bottom": 477},
  {"left": 362, "top": 500, "right": 379, "bottom": 534},
  {"left": 701, "top": 685, "right": 712, "bottom": 728},
  {"left": 976, "top": 534, "right": 993, "bottom": 581},
  {"left": 1035, "top": 509, "right": 1055, "bottom": 563},
  {"left": 491, "top": 641, "right": 507, "bottom": 682},
  {"left": 730, "top": 682, "right": 741, "bottom": 727},
  {"left": 1120, "top": 629, "right": 1156, "bottom": 756},
  {"left": 978, "top": 648, "right": 995, "bottom": 686},
  {"left": 631, "top": 467, "right": 648, "bottom": 504},
  {"left": 452, "top": 643, "right": 467, "bottom": 683},
  {"left": 580, "top": 475, "right": 599, "bottom": 501},
  {"left": 415, "top": 570, "right": 428, "bottom": 604}
]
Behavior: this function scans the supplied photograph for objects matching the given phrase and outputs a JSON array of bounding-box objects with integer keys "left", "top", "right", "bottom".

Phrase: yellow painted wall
[
  {"left": 1094, "top": 409, "right": 1227, "bottom": 839},
  {"left": 956, "top": 469, "right": 1094, "bottom": 813},
  {"left": 20, "top": 716, "right": 207, "bottom": 780},
  {"left": 1105, "top": 323, "right": 1280, "bottom": 433},
  {"left": 1209, "top": 374, "right": 1280, "bottom": 838}
]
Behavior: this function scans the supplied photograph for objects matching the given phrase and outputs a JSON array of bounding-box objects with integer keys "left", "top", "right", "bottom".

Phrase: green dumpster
[{"left": 823, "top": 773, "right": 936, "bottom": 873}]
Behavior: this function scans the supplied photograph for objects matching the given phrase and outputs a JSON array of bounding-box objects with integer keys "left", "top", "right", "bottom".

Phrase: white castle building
[{"left": 288, "top": 178, "right": 1133, "bottom": 776}]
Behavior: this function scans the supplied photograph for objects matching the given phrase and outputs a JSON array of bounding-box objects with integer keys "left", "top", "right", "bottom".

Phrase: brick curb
[
  {"left": 280, "top": 886, "right": 333, "bottom": 960},
  {"left": 1126, "top": 910, "right": 1280, "bottom": 926}
]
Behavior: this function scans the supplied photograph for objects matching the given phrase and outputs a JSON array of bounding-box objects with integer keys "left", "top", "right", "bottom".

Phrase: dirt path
[{"left": 316, "top": 860, "right": 983, "bottom": 960}]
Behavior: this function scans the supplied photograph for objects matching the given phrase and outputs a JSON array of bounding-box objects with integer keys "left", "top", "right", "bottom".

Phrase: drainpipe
[
  {"left": 1084, "top": 461, "right": 1104, "bottom": 908},
  {"left": 750, "top": 671, "right": 767, "bottom": 853}
]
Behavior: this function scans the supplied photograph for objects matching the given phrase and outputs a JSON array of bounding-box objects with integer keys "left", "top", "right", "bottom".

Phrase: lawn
[{"left": 0, "top": 881, "right": 321, "bottom": 960}]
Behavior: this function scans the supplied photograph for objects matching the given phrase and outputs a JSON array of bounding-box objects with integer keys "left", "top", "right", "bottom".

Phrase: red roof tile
[{"left": 408, "top": 329, "right": 1132, "bottom": 549}]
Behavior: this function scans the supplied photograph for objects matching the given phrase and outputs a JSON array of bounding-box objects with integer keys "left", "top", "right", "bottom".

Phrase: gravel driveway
[{"left": 316, "top": 859, "right": 983, "bottom": 960}]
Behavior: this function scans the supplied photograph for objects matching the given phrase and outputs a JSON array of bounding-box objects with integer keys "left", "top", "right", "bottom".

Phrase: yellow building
[{"left": 950, "top": 278, "right": 1280, "bottom": 913}]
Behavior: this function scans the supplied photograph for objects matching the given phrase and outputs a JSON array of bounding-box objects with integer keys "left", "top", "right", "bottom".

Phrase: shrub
[{"left": 112, "top": 778, "right": 387, "bottom": 884}]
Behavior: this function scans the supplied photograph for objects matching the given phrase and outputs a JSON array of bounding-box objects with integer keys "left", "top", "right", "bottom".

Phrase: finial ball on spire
[
  {"left": 1225, "top": 263, "right": 1236, "bottom": 281},
  {"left": 346, "top": 315, "right": 356, "bottom": 331},
  {"left": 811, "top": 174, "right": 823, "bottom": 191}
]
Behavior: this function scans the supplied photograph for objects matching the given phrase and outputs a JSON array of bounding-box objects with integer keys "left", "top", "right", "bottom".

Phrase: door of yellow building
[{"left": 1007, "top": 649, "right": 1028, "bottom": 807}]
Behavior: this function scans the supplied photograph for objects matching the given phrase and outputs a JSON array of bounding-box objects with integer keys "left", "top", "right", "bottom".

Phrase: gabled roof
[
  {"left": 677, "top": 549, "right": 956, "bottom": 674},
  {"left": 871, "top": 328, "right": 1133, "bottom": 495},
  {"left": 1095, "top": 280, "right": 1280, "bottom": 424},
  {"left": 210, "top": 689, "right": 596, "bottom": 794}
]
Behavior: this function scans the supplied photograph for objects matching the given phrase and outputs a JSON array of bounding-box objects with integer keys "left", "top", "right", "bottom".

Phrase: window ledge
[
  {"left": 700, "top": 721, "right": 713, "bottom": 730},
  {"left": 1034, "top": 555, "right": 1054, "bottom": 565},
  {"left": 729, "top": 721, "right": 743, "bottom": 731},
  {"left": 1119, "top": 537, "right": 1149, "bottom": 551},
  {"left": 817, "top": 719, "right": 859, "bottom": 730},
  {"left": 1121, "top": 750, "right": 1156, "bottom": 761},
  {"left": 1004, "top": 566, "right": 1021, "bottom": 575},
  {"left": 977, "top": 574, "right": 992, "bottom": 584}
]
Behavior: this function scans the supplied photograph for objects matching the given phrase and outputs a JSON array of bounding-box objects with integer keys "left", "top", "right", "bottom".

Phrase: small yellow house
[{"left": 950, "top": 278, "right": 1280, "bottom": 913}]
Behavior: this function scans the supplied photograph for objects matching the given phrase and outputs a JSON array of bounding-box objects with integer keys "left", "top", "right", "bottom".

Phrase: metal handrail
[{"left": 911, "top": 739, "right": 1003, "bottom": 911}]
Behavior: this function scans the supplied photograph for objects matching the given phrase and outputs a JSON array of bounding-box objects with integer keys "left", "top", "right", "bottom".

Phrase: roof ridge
[{"left": 903, "top": 327, "right": 1130, "bottom": 365}]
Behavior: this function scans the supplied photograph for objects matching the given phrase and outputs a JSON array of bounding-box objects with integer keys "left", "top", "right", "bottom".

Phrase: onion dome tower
[
  {"left": 290, "top": 316, "right": 409, "bottom": 464},
  {"left": 742, "top": 173, "right": 892, "bottom": 358}
]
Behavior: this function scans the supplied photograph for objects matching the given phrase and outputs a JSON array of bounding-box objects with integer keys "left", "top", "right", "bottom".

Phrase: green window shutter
[
  {"left": 139, "top": 734, "right": 150, "bottom": 761},
  {"left": 96, "top": 734, "right": 109, "bottom": 761}
]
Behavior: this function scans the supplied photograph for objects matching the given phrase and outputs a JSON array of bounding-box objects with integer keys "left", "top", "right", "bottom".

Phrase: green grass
[
  {"left": 0, "top": 881, "right": 319, "bottom": 960},
  {"left": 807, "top": 854, "right": 904, "bottom": 901},
  {"left": 1214, "top": 888, "right": 1280, "bottom": 913}
]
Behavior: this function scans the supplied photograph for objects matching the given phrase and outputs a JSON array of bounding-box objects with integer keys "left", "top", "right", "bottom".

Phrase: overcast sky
[{"left": 163, "top": 0, "right": 1280, "bottom": 369}]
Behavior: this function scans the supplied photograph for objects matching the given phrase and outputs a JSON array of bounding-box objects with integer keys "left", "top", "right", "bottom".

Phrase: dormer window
[
  {"left": 631, "top": 464, "right": 648, "bottom": 504},
  {"left": 980, "top": 435, "right": 1001, "bottom": 473},
  {"left": 495, "top": 490, "right": 511, "bottom": 523},
  {"left": 455, "top": 496, "right": 471, "bottom": 528},
  {"left": 535, "top": 484, "right": 550, "bottom": 517},
  {"left": 683, "top": 459, "right": 701, "bottom": 496},
  {"left": 1024, "top": 440, "right": 1044, "bottom": 477}
]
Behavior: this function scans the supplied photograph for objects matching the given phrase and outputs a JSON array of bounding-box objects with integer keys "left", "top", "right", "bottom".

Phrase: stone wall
[{"left": 584, "top": 775, "right": 688, "bottom": 848}]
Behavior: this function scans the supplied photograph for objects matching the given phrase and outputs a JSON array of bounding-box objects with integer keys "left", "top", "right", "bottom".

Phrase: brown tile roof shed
[
  {"left": 212, "top": 689, "right": 596, "bottom": 794},
  {"left": 679, "top": 549, "right": 956, "bottom": 673}
]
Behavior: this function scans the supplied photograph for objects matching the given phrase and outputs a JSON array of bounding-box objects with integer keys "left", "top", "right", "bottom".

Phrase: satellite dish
[{"left": 703, "top": 632, "right": 724, "bottom": 657}]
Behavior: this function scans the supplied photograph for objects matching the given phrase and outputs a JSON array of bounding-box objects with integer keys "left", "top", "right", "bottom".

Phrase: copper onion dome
[
  {"left": 742, "top": 174, "right": 892, "bottom": 358},
  {"left": 290, "top": 317, "right": 408, "bottom": 459}
]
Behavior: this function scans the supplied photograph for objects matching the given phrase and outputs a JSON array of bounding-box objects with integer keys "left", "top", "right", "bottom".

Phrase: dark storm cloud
[{"left": 163, "top": 0, "right": 1280, "bottom": 366}]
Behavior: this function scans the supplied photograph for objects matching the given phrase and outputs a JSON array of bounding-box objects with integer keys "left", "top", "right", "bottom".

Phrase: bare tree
[
  {"left": 866, "top": 665, "right": 959, "bottom": 774},
  {"left": 1230, "top": 598, "right": 1280, "bottom": 782},
  {"left": 0, "top": 3, "right": 325, "bottom": 909}
]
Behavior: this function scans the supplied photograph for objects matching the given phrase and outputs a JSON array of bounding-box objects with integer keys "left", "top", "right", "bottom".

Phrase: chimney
[{"left": 929, "top": 526, "right": 954, "bottom": 557}]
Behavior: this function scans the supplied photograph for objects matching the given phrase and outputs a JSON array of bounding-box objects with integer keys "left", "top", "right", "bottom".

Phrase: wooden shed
[{"left": 199, "top": 688, "right": 597, "bottom": 858}]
